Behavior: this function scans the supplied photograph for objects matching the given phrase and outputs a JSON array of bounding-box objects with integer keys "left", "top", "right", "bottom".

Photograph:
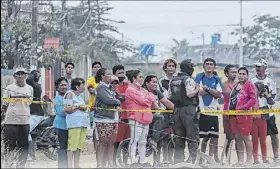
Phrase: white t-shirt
[{"left": 251, "top": 75, "right": 277, "bottom": 116}]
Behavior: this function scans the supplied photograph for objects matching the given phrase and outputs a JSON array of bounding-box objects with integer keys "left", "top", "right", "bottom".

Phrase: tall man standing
[
  {"left": 26, "top": 70, "right": 49, "bottom": 160},
  {"left": 251, "top": 59, "right": 279, "bottom": 162},
  {"left": 2, "top": 68, "right": 33, "bottom": 168},
  {"left": 168, "top": 59, "right": 200, "bottom": 164},
  {"left": 195, "top": 58, "right": 222, "bottom": 163},
  {"left": 64, "top": 62, "right": 75, "bottom": 89},
  {"left": 87, "top": 61, "right": 102, "bottom": 127},
  {"left": 222, "top": 64, "right": 238, "bottom": 159},
  {"left": 112, "top": 65, "right": 130, "bottom": 164}
]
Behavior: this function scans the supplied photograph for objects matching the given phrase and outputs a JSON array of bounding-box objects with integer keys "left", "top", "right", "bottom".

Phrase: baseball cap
[
  {"left": 253, "top": 59, "right": 268, "bottom": 67},
  {"left": 14, "top": 67, "right": 27, "bottom": 75}
]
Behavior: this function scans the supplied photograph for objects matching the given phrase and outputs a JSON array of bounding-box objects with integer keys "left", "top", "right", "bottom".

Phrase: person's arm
[
  {"left": 87, "top": 78, "right": 97, "bottom": 95},
  {"left": 96, "top": 85, "right": 121, "bottom": 106},
  {"left": 160, "top": 97, "right": 174, "bottom": 110},
  {"left": 195, "top": 73, "right": 208, "bottom": 96},
  {"left": 1, "top": 86, "right": 10, "bottom": 113},
  {"left": 206, "top": 78, "right": 223, "bottom": 98},
  {"left": 222, "top": 82, "right": 231, "bottom": 97},
  {"left": 237, "top": 82, "right": 257, "bottom": 110},
  {"left": 63, "top": 92, "right": 79, "bottom": 114},
  {"left": 126, "top": 88, "right": 152, "bottom": 107},
  {"left": 185, "top": 78, "right": 199, "bottom": 98}
]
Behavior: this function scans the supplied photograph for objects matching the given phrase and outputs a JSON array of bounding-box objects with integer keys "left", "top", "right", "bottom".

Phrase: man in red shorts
[{"left": 112, "top": 65, "right": 130, "bottom": 165}]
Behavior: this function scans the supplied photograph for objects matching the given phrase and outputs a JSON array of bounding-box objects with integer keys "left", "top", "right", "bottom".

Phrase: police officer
[{"left": 168, "top": 59, "right": 200, "bottom": 164}]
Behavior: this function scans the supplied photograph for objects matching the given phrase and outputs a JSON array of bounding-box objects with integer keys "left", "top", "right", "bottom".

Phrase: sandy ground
[{"left": 7, "top": 103, "right": 280, "bottom": 168}]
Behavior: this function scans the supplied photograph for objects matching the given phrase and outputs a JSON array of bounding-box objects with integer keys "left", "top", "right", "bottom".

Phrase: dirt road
[{"left": 25, "top": 113, "right": 279, "bottom": 168}]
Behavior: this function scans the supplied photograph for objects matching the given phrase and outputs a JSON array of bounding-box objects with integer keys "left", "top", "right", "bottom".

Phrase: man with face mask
[
  {"left": 26, "top": 70, "right": 50, "bottom": 160},
  {"left": 251, "top": 59, "right": 279, "bottom": 163},
  {"left": 112, "top": 65, "right": 130, "bottom": 165},
  {"left": 168, "top": 59, "right": 200, "bottom": 164}
]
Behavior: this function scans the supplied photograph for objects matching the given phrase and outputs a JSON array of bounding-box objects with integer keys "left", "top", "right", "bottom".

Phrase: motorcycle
[
  {"left": 30, "top": 116, "right": 58, "bottom": 160},
  {"left": 1, "top": 116, "right": 58, "bottom": 161}
]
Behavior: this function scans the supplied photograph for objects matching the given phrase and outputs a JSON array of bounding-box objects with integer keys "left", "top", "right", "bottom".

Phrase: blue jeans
[{"left": 89, "top": 111, "right": 96, "bottom": 129}]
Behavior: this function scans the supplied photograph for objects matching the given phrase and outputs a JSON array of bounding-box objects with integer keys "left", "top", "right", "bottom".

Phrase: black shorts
[
  {"left": 267, "top": 115, "right": 278, "bottom": 135},
  {"left": 199, "top": 114, "right": 219, "bottom": 138}
]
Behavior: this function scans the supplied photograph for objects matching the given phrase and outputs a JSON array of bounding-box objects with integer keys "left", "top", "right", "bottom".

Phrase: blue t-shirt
[
  {"left": 53, "top": 95, "right": 67, "bottom": 130},
  {"left": 195, "top": 72, "right": 223, "bottom": 111}
]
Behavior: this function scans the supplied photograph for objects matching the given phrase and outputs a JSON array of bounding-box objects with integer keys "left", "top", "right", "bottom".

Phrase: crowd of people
[{"left": 1, "top": 57, "right": 279, "bottom": 168}]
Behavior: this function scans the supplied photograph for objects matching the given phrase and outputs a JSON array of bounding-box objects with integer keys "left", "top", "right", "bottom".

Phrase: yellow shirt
[{"left": 87, "top": 76, "right": 99, "bottom": 111}]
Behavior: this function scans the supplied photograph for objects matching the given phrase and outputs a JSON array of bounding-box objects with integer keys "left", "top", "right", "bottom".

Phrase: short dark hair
[
  {"left": 142, "top": 75, "right": 157, "bottom": 88},
  {"left": 55, "top": 77, "right": 68, "bottom": 89},
  {"left": 127, "top": 70, "right": 140, "bottom": 83},
  {"left": 112, "top": 65, "right": 125, "bottom": 75},
  {"left": 203, "top": 58, "right": 216, "bottom": 66},
  {"left": 95, "top": 68, "right": 107, "bottom": 83},
  {"left": 238, "top": 67, "right": 249, "bottom": 75},
  {"left": 65, "top": 62, "right": 75, "bottom": 69},
  {"left": 70, "top": 78, "right": 85, "bottom": 90},
  {"left": 224, "top": 64, "right": 235, "bottom": 75},
  {"left": 92, "top": 61, "right": 102, "bottom": 68}
]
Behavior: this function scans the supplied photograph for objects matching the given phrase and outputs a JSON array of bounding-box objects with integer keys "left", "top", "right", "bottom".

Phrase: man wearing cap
[
  {"left": 1, "top": 68, "right": 33, "bottom": 168},
  {"left": 168, "top": 59, "right": 200, "bottom": 164},
  {"left": 251, "top": 59, "right": 279, "bottom": 162}
]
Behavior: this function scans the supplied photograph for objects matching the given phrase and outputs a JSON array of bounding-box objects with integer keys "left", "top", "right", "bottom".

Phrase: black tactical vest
[{"left": 170, "top": 74, "right": 199, "bottom": 107}]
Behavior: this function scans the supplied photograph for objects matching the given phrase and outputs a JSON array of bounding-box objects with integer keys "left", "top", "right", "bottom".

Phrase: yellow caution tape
[{"left": 1, "top": 97, "right": 279, "bottom": 115}]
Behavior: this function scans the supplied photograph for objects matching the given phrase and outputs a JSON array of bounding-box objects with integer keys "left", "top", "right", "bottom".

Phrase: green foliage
[
  {"left": 232, "top": 14, "right": 280, "bottom": 61},
  {"left": 1, "top": 0, "right": 136, "bottom": 69}
]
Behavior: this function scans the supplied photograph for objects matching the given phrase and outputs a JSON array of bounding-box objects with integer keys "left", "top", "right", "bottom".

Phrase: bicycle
[{"left": 115, "top": 117, "right": 175, "bottom": 167}]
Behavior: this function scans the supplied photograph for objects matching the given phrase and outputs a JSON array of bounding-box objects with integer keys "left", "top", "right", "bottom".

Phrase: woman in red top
[
  {"left": 229, "top": 67, "right": 257, "bottom": 166},
  {"left": 251, "top": 82, "right": 275, "bottom": 165}
]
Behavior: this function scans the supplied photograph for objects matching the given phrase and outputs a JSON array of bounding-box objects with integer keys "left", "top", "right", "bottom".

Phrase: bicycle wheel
[
  {"left": 167, "top": 139, "right": 175, "bottom": 164},
  {"left": 116, "top": 138, "right": 130, "bottom": 167}
]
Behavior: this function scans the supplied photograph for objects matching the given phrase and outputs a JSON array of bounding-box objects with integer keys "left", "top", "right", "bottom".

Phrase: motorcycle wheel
[
  {"left": 42, "top": 147, "right": 57, "bottom": 161},
  {"left": 116, "top": 138, "right": 130, "bottom": 167}
]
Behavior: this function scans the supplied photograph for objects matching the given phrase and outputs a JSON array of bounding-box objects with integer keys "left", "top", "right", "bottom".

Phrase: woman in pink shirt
[
  {"left": 229, "top": 67, "right": 257, "bottom": 166},
  {"left": 125, "top": 70, "right": 159, "bottom": 167}
]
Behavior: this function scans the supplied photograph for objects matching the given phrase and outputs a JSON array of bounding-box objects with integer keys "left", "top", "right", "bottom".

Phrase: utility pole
[
  {"left": 239, "top": 0, "right": 243, "bottom": 67},
  {"left": 121, "top": 32, "right": 124, "bottom": 58},
  {"left": 202, "top": 33, "right": 205, "bottom": 63},
  {"left": 61, "top": 0, "right": 68, "bottom": 52},
  {"left": 30, "top": 0, "right": 38, "bottom": 71}
]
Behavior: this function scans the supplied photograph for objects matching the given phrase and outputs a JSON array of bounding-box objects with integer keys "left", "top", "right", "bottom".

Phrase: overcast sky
[{"left": 65, "top": 1, "right": 280, "bottom": 53}]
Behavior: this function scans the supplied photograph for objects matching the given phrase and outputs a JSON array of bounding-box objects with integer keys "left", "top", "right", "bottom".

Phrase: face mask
[
  {"left": 34, "top": 77, "right": 40, "bottom": 82},
  {"left": 118, "top": 76, "right": 125, "bottom": 82}
]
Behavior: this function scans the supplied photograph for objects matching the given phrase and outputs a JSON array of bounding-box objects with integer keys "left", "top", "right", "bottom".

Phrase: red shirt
[{"left": 116, "top": 82, "right": 129, "bottom": 119}]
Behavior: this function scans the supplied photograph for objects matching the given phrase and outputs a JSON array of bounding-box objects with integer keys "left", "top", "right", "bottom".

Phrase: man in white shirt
[
  {"left": 2, "top": 67, "right": 33, "bottom": 168},
  {"left": 251, "top": 59, "right": 279, "bottom": 162}
]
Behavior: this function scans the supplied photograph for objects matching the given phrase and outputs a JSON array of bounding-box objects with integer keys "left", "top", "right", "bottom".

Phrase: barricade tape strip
[{"left": 1, "top": 97, "right": 279, "bottom": 115}]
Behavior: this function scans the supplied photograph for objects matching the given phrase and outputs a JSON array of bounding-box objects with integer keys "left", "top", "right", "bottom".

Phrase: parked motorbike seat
[{"left": 36, "top": 116, "right": 55, "bottom": 128}]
